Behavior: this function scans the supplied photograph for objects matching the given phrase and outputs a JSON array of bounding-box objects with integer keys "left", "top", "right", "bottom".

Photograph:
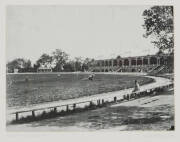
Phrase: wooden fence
[{"left": 10, "top": 83, "right": 173, "bottom": 123}]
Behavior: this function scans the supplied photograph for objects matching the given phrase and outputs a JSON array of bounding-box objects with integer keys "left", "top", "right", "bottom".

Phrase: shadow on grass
[
  {"left": 13, "top": 104, "right": 174, "bottom": 131},
  {"left": 10, "top": 102, "right": 111, "bottom": 125},
  {"left": 9, "top": 86, "right": 174, "bottom": 131}
]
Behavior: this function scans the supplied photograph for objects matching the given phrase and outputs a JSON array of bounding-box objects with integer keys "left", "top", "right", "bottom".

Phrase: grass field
[{"left": 6, "top": 73, "right": 153, "bottom": 108}]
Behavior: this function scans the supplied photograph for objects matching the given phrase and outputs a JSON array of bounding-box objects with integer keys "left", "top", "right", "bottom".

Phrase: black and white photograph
[{"left": 4, "top": 4, "right": 175, "bottom": 132}]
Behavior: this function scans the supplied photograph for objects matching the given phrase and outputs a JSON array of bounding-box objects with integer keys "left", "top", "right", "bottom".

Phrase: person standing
[{"left": 132, "top": 80, "right": 140, "bottom": 92}]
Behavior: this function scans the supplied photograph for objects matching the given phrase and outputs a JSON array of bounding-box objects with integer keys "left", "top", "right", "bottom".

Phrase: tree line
[{"left": 7, "top": 49, "right": 95, "bottom": 73}]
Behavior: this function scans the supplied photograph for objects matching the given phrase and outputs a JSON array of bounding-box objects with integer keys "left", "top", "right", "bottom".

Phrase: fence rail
[{"left": 8, "top": 82, "right": 173, "bottom": 123}]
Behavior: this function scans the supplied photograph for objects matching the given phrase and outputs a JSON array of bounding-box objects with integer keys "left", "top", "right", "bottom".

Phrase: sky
[{"left": 6, "top": 5, "right": 158, "bottom": 63}]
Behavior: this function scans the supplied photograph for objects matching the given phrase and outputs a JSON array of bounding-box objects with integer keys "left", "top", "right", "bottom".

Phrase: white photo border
[{"left": 0, "top": 0, "right": 179, "bottom": 142}]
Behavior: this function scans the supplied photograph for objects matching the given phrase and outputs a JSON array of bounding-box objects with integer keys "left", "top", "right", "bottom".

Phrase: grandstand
[{"left": 89, "top": 54, "right": 173, "bottom": 75}]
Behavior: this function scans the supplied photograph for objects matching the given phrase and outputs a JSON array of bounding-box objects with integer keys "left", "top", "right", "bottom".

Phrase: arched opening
[
  {"left": 105, "top": 61, "right": 108, "bottom": 66},
  {"left": 97, "top": 62, "right": 100, "bottom": 66},
  {"left": 124, "top": 59, "right": 129, "bottom": 66},
  {"left": 150, "top": 57, "right": 157, "bottom": 65},
  {"left": 137, "top": 58, "right": 142, "bottom": 65},
  {"left": 101, "top": 61, "right": 104, "bottom": 66},
  {"left": 119, "top": 60, "right": 122, "bottom": 66},
  {"left": 113, "top": 60, "right": 117, "bottom": 66},
  {"left": 131, "top": 59, "right": 136, "bottom": 66},
  {"left": 109, "top": 60, "right": 112, "bottom": 66},
  {"left": 160, "top": 57, "right": 165, "bottom": 65},
  {"left": 143, "top": 58, "right": 148, "bottom": 65}
]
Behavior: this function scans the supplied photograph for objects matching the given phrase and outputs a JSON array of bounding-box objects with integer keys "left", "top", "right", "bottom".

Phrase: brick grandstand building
[{"left": 89, "top": 54, "right": 173, "bottom": 73}]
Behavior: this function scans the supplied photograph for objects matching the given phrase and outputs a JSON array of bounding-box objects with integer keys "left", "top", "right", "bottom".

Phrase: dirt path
[{"left": 112, "top": 89, "right": 174, "bottom": 108}]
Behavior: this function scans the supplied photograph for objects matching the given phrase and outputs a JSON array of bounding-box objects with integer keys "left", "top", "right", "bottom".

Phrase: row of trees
[{"left": 7, "top": 49, "right": 95, "bottom": 73}]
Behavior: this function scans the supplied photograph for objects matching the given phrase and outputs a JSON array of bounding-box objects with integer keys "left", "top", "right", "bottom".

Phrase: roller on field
[{"left": 81, "top": 73, "right": 95, "bottom": 81}]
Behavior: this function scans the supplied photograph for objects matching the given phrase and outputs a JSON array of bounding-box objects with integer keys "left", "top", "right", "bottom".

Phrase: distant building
[
  {"left": 37, "top": 66, "right": 52, "bottom": 72},
  {"left": 89, "top": 54, "right": 173, "bottom": 73},
  {"left": 14, "top": 68, "right": 19, "bottom": 73},
  {"left": 37, "top": 63, "right": 52, "bottom": 72}
]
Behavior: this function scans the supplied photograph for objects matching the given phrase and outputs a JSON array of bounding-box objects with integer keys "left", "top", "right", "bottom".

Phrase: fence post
[
  {"left": 127, "top": 94, "right": 130, "bottom": 100},
  {"left": 89, "top": 101, "right": 93, "bottom": 107},
  {"left": 114, "top": 96, "right": 117, "bottom": 102},
  {"left": 16, "top": 112, "right": 19, "bottom": 121},
  {"left": 98, "top": 99, "right": 101, "bottom": 105},
  {"left": 102, "top": 99, "right": 104, "bottom": 104},
  {"left": 97, "top": 100, "right": 100, "bottom": 106},
  {"left": 66, "top": 105, "right": 69, "bottom": 112},
  {"left": 32, "top": 110, "right": 35, "bottom": 118},
  {"left": 54, "top": 107, "right": 57, "bottom": 113},
  {"left": 73, "top": 104, "right": 76, "bottom": 111}
]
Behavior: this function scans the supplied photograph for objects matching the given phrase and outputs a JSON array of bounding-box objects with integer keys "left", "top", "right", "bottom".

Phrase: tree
[
  {"left": 116, "top": 55, "right": 121, "bottom": 59},
  {"left": 74, "top": 57, "right": 83, "bottom": 71},
  {"left": 24, "top": 59, "right": 32, "bottom": 69},
  {"left": 155, "top": 49, "right": 165, "bottom": 56},
  {"left": 36, "top": 53, "right": 52, "bottom": 66},
  {"left": 7, "top": 58, "right": 32, "bottom": 73},
  {"left": 82, "top": 58, "right": 94, "bottom": 71},
  {"left": 52, "top": 49, "right": 69, "bottom": 72},
  {"left": 63, "top": 62, "right": 74, "bottom": 72},
  {"left": 142, "top": 6, "right": 174, "bottom": 54}
]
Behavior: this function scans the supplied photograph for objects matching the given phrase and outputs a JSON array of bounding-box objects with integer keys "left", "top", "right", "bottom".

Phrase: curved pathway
[{"left": 7, "top": 74, "right": 172, "bottom": 115}]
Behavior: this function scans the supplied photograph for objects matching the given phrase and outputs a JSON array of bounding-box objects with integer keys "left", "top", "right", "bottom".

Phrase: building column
[
  {"left": 129, "top": 58, "right": 131, "bottom": 66},
  {"left": 157, "top": 57, "right": 160, "bottom": 65},
  {"left": 141, "top": 57, "right": 144, "bottom": 66},
  {"left": 107, "top": 60, "right": 109, "bottom": 71},
  {"left": 117, "top": 59, "right": 120, "bottom": 67},
  {"left": 104, "top": 60, "right": 106, "bottom": 72},
  {"left": 100, "top": 60, "right": 102, "bottom": 71},
  {"left": 122, "top": 59, "right": 124, "bottom": 67},
  {"left": 155, "top": 57, "right": 158, "bottom": 66},
  {"left": 148, "top": 57, "right": 150, "bottom": 65},
  {"left": 111, "top": 59, "right": 114, "bottom": 71}
]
